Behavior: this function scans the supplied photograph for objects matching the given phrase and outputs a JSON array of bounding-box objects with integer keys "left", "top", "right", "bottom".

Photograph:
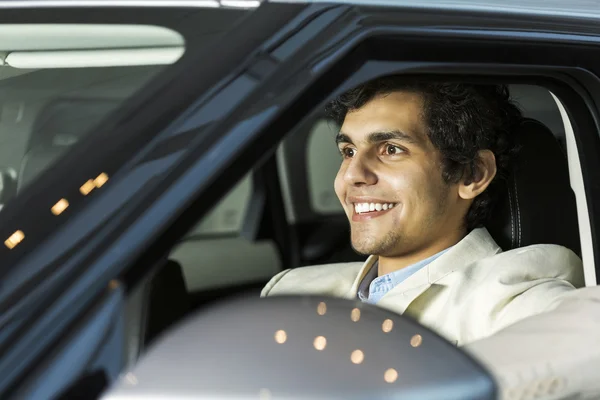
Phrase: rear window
[{"left": 0, "top": 9, "right": 251, "bottom": 210}]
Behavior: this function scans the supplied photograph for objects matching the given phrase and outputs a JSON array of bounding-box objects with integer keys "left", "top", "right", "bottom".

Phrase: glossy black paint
[{"left": 0, "top": 3, "right": 309, "bottom": 395}]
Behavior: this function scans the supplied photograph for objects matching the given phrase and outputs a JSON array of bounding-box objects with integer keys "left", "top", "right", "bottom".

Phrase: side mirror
[{"left": 103, "top": 296, "right": 496, "bottom": 400}]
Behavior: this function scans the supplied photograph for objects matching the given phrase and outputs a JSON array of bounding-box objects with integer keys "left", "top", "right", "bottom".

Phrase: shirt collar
[
  {"left": 357, "top": 260, "right": 379, "bottom": 300},
  {"left": 357, "top": 247, "right": 451, "bottom": 302},
  {"left": 347, "top": 227, "right": 502, "bottom": 299}
]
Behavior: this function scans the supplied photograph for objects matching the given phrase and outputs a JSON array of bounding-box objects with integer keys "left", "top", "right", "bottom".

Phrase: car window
[
  {"left": 0, "top": 24, "right": 185, "bottom": 209},
  {"left": 170, "top": 173, "right": 282, "bottom": 293},
  {"left": 186, "top": 174, "right": 253, "bottom": 237},
  {"left": 0, "top": 14, "right": 252, "bottom": 211},
  {"left": 306, "top": 119, "right": 344, "bottom": 214}
]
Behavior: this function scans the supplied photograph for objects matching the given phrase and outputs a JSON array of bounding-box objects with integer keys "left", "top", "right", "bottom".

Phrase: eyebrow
[{"left": 335, "top": 130, "right": 421, "bottom": 146}]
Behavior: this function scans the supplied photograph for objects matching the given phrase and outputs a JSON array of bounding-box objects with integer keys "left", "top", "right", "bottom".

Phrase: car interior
[
  {"left": 169, "top": 83, "right": 581, "bottom": 294},
  {"left": 0, "top": 24, "right": 593, "bottom": 374},
  {"left": 132, "top": 83, "right": 588, "bottom": 370},
  {"left": 0, "top": 78, "right": 588, "bottom": 336}
]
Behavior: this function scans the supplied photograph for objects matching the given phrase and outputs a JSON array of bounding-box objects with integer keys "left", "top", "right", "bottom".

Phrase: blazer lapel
[
  {"left": 344, "top": 255, "right": 378, "bottom": 299},
  {"left": 377, "top": 227, "right": 502, "bottom": 314},
  {"left": 377, "top": 267, "right": 431, "bottom": 314}
]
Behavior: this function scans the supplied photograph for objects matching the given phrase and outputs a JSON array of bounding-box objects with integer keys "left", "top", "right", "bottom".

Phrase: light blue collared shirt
[{"left": 358, "top": 248, "right": 451, "bottom": 304}]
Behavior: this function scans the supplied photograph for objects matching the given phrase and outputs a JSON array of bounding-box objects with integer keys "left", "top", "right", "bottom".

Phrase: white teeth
[
  {"left": 354, "top": 202, "right": 397, "bottom": 214},
  {"left": 354, "top": 203, "right": 369, "bottom": 213}
]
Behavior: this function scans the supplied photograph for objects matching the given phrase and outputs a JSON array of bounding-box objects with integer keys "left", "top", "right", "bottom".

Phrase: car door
[
  {"left": 2, "top": 1, "right": 600, "bottom": 399},
  {"left": 0, "top": 2, "right": 311, "bottom": 398}
]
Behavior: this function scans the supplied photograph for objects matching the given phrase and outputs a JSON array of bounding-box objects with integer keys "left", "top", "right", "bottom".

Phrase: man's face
[{"left": 334, "top": 91, "right": 467, "bottom": 258}]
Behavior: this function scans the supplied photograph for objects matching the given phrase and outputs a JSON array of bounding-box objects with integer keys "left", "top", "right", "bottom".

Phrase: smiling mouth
[{"left": 353, "top": 202, "right": 397, "bottom": 214}]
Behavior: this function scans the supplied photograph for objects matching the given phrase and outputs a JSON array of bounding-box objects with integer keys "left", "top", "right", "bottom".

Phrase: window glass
[
  {"left": 306, "top": 119, "right": 343, "bottom": 214},
  {"left": 0, "top": 10, "right": 253, "bottom": 209},
  {"left": 186, "top": 174, "right": 253, "bottom": 237},
  {"left": 0, "top": 23, "right": 186, "bottom": 207},
  {"left": 170, "top": 173, "right": 282, "bottom": 293}
]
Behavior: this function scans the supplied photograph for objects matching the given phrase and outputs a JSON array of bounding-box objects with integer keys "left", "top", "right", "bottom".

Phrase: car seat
[{"left": 485, "top": 118, "right": 581, "bottom": 255}]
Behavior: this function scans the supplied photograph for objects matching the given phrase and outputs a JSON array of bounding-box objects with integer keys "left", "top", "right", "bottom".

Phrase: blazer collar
[
  {"left": 354, "top": 227, "right": 502, "bottom": 311},
  {"left": 425, "top": 227, "right": 502, "bottom": 283},
  {"left": 346, "top": 255, "right": 378, "bottom": 299}
]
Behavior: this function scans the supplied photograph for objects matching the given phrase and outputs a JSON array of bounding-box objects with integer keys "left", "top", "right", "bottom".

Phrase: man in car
[{"left": 261, "top": 77, "right": 583, "bottom": 346}]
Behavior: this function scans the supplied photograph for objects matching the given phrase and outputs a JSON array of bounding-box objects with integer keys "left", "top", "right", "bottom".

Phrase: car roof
[
  {"left": 269, "top": 0, "right": 600, "bottom": 21},
  {"left": 4, "top": 0, "right": 600, "bottom": 24},
  {"left": 0, "top": 0, "right": 260, "bottom": 9}
]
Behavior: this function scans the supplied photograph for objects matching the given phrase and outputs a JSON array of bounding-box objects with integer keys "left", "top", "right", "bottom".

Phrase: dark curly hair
[{"left": 325, "top": 77, "right": 523, "bottom": 231}]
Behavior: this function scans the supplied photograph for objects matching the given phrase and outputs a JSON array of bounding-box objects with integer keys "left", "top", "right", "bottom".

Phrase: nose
[{"left": 343, "top": 153, "right": 377, "bottom": 186}]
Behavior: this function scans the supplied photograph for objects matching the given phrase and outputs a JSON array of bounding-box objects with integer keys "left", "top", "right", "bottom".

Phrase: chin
[
  {"left": 351, "top": 231, "right": 400, "bottom": 256},
  {"left": 350, "top": 246, "right": 369, "bottom": 257},
  {"left": 351, "top": 239, "right": 381, "bottom": 256}
]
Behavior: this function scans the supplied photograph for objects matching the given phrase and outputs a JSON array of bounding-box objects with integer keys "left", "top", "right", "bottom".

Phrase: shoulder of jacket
[
  {"left": 492, "top": 243, "right": 581, "bottom": 268},
  {"left": 260, "top": 261, "right": 365, "bottom": 297},
  {"left": 467, "top": 243, "right": 583, "bottom": 285}
]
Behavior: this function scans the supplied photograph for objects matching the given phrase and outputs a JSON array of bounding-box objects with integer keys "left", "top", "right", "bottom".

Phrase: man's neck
[{"left": 377, "top": 229, "right": 467, "bottom": 277}]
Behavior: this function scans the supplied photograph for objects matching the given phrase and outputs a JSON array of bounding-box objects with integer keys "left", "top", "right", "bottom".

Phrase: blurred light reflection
[
  {"left": 382, "top": 319, "right": 393, "bottom": 333},
  {"left": 274, "top": 330, "right": 287, "bottom": 344},
  {"left": 384, "top": 368, "right": 398, "bottom": 383},
  {"left": 410, "top": 334, "right": 423, "bottom": 348},
  {"left": 317, "top": 302, "right": 327, "bottom": 316},
  {"left": 51, "top": 198, "right": 69, "bottom": 215},
  {"left": 313, "top": 336, "right": 327, "bottom": 351},
  {"left": 5, "top": 230, "right": 24, "bottom": 249},
  {"left": 80, "top": 179, "right": 95, "bottom": 195},
  {"left": 351, "top": 349, "right": 364, "bottom": 364},
  {"left": 94, "top": 172, "right": 109, "bottom": 188}
]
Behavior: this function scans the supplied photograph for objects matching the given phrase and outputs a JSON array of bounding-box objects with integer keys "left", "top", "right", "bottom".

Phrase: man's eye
[
  {"left": 384, "top": 144, "right": 404, "bottom": 155},
  {"left": 341, "top": 147, "right": 356, "bottom": 158}
]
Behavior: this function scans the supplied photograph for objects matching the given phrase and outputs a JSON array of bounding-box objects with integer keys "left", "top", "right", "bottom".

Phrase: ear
[{"left": 458, "top": 150, "right": 497, "bottom": 200}]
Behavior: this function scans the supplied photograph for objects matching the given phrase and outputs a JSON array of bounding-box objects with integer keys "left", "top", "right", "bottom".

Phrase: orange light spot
[
  {"left": 5, "top": 230, "right": 24, "bottom": 249},
  {"left": 384, "top": 368, "right": 398, "bottom": 383},
  {"left": 313, "top": 336, "right": 327, "bottom": 351},
  {"left": 51, "top": 198, "right": 69, "bottom": 215}
]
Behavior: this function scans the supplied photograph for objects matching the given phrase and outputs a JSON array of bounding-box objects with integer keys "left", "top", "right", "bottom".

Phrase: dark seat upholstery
[
  {"left": 144, "top": 260, "right": 190, "bottom": 345},
  {"left": 486, "top": 118, "right": 581, "bottom": 256}
]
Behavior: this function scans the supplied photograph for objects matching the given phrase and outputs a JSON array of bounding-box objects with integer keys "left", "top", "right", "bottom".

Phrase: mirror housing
[{"left": 104, "top": 296, "right": 496, "bottom": 400}]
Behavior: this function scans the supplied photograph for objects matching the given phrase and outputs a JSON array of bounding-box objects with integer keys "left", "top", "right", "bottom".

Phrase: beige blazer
[
  {"left": 262, "top": 227, "right": 584, "bottom": 346},
  {"left": 465, "top": 286, "right": 600, "bottom": 399}
]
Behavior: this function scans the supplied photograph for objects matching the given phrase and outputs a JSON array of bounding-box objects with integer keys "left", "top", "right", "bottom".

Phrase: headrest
[
  {"left": 18, "top": 98, "right": 119, "bottom": 192},
  {"left": 0, "top": 167, "right": 17, "bottom": 203},
  {"left": 18, "top": 147, "right": 66, "bottom": 192},
  {"left": 486, "top": 118, "right": 581, "bottom": 255},
  {"left": 26, "top": 98, "right": 119, "bottom": 151}
]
